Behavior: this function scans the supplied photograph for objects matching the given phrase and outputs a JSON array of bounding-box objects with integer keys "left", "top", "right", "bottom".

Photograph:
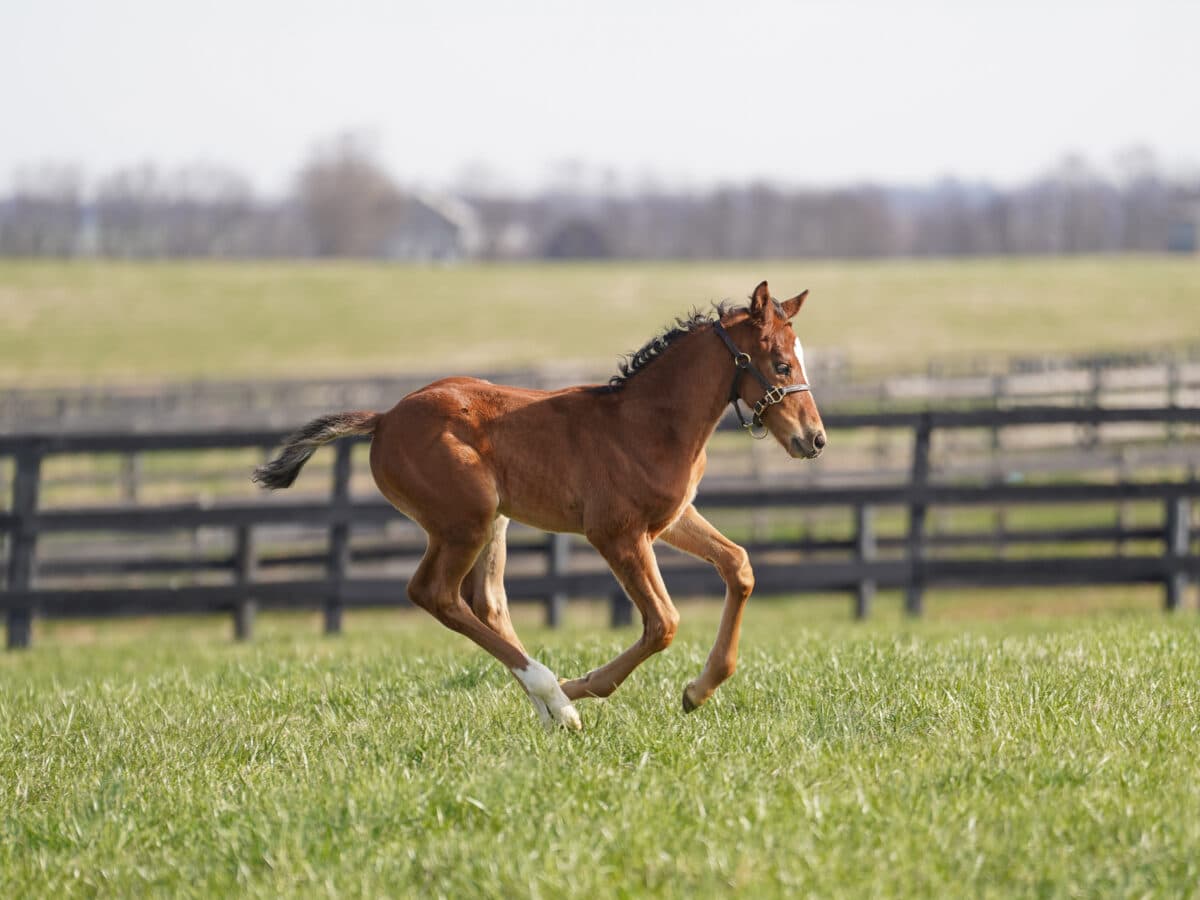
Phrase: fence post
[
  {"left": 905, "top": 414, "right": 933, "bottom": 617},
  {"left": 990, "top": 372, "right": 1005, "bottom": 458},
  {"left": 6, "top": 445, "right": 43, "bottom": 650},
  {"left": 546, "top": 532, "right": 569, "bottom": 628},
  {"left": 120, "top": 452, "right": 142, "bottom": 504},
  {"left": 854, "top": 504, "right": 876, "bottom": 620},
  {"left": 990, "top": 373, "right": 1007, "bottom": 555},
  {"left": 610, "top": 587, "right": 633, "bottom": 628},
  {"left": 233, "top": 524, "right": 257, "bottom": 641},
  {"left": 1167, "top": 359, "right": 1181, "bottom": 444},
  {"left": 325, "top": 441, "right": 353, "bottom": 635},
  {"left": 1116, "top": 451, "right": 1132, "bottom": 556},
  {"left": 1086, "top": 361, "right": 1103, "bottom": 448},
  {"left": 1165, "top": 496, "right": 1191, "bottom": 612}
]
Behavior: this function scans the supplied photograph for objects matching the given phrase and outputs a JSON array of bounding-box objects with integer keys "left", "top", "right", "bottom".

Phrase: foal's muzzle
[{"left": 790, "top": 431, "right": 826, "bottom": 459}]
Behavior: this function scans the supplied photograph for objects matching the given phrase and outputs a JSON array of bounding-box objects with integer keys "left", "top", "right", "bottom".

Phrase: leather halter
[{"left": 712, "top": 320, "right": 811, "bottom": 440}]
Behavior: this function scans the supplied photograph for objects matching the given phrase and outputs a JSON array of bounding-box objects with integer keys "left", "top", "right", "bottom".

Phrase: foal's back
[{"left": 369, "top": 376, "right": 640, "bottom": 536}]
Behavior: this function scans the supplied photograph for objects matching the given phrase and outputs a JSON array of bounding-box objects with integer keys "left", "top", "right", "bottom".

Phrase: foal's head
[{"left": 727, "top": 280, "right": 827, "bottom": 459}]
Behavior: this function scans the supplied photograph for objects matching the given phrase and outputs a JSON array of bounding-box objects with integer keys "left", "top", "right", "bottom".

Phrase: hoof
[
  {"left": 537, "top": 693, "right": 582, "bottom": 731},
  {"left": 529, "top": 693, "right": 582, "bottom": 731},
  {"left": 681, "top": 684, "right": 700, "bottom": 713},
  {"left": 554, "top": 703, "right": 583, "bottom": 731},
  {"left": 516, "top": 660, "right": 582, "bottom": 731}
]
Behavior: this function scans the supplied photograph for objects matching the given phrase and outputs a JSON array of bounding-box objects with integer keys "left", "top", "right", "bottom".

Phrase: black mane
[{"left": 603, "top": 300, "right": 741, "bottom": 391}]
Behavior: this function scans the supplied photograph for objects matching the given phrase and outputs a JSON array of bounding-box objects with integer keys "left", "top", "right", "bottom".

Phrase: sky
[{"left": 3, "top": 0, "right": 1198, "bottom": 195}]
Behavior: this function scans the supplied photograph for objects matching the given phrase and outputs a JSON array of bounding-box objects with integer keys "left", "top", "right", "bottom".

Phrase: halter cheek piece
[{"left": 712, "top": 321, "right": 811, "bottom": 440}]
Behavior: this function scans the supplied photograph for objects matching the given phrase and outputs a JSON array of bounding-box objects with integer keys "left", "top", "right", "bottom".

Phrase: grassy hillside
[
  {"left": 1, "top": 256, "right": 1197, "bottom": 386},
  {"left": 2, "top": 598, "right": 1198, "bottom": 897}
]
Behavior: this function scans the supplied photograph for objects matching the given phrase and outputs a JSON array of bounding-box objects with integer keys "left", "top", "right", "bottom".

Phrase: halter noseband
[{"left": 712, "top": 320, "right": 811, "bottom": 440}]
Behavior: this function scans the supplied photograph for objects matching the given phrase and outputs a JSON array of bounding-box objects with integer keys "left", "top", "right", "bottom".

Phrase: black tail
[{"left": 252, "top": 411, "right": 379, "bottom": 490}]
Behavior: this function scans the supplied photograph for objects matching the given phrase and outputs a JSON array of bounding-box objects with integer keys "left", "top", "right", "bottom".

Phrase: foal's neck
[{"left": 619, "top": 325, "right": 733, "bottom": 460}]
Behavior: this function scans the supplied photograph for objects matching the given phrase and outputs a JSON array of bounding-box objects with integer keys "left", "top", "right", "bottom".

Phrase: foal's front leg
[
  {"left": 559, "top": 533, "right": 680, "bottom": 702},
  {"left": 659, "top": 505, "right": 754, "bottom": 711}
]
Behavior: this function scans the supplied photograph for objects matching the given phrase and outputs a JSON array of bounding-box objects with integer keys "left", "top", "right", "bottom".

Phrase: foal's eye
[{"left": 775, "top": 362, "right": 791, "bottom": 376}]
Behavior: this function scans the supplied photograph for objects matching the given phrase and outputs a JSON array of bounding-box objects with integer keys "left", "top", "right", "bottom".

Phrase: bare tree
[
  {"left": 1115, "top": 146, "right": 1171, "bottom": 251},
  {"left": 0, "top": 164, "right": 83, "bottom": 256},
  {"left": 293, "top": 134, "right": 404, "bottom": 257},
  {"left": 2, "top": 145, "right": 1197, "bottom": 260}
]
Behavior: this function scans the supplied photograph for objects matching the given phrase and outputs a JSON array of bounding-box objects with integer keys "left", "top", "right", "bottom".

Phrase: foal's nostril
[{"left": 813, "top": 432, "right": 827, "bottom": 450}]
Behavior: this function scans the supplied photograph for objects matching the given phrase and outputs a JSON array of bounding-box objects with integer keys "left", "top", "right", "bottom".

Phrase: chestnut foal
[{"left": 254, "top": 281, "right": 825, "bottom": 729}]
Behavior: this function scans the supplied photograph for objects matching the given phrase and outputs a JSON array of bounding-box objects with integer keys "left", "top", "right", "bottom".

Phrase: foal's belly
[
  {"left": 495, "top": 482, "right": 587, "bottom": 536},
  {"left": 502, "top": 505, "right": 585, "bottom": 536},
  {"left": 495, "top": 468, "right": 697, "bottom": 540}
]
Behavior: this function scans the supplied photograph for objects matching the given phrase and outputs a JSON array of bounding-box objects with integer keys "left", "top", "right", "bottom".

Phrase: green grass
[
  {"left": 2, "top": 256, "right": 1198, "bottom": 385},
  {"left": 4, "top": 595, "right": 1200, "bottom": 897}
]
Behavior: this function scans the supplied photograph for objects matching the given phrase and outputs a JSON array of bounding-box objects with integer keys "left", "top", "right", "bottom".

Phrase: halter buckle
[{"left": 754, "top": 386, "right": 787, "bottom": 418}]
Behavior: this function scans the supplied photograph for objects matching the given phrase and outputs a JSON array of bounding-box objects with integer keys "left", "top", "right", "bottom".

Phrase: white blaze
[{"left": 793, "top": 336, "right": 808, "bottom": 382}]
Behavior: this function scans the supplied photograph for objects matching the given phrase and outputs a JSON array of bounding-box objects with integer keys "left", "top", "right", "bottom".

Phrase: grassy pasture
[
  {"left": 3, "top": 595, "right": 1200, "bottom": 897},
  {"left": 4, "top": 258, "right": 1199, "bottom": 896},
  {"left": 1, "top": 256, "right": 1198, "bottom": 386}
]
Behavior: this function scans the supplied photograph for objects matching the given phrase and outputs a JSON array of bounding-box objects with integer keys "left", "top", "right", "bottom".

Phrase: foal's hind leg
[
  {"left": 462, "top": 516, "right": 526, "bottom": 654},
  {"left": 659, "top": 505, "right": 754, "bottom": 712},
  {"left": 559, "top": 533, "right": 679, "bottom": 702},
  {"left": 409, "top": 532, "right": 580, "bottom": 730},
  {"left": 462, "top": 517, "right": 565, "bottom": 723}
]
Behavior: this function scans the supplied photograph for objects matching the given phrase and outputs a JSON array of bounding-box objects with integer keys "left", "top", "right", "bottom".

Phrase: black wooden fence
[{"left": 2, "top": 406, "right": 1198, "bottom": 649}]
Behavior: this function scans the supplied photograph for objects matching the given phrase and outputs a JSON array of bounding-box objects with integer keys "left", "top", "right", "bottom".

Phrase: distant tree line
[{"left": 1, "top": 141, "right": 1196, "bottom": 260}]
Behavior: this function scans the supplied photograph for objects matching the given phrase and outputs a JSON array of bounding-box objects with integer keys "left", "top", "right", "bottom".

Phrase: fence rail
[{"left": 3, "top": 406, "right": 1198, "bottom": 648}]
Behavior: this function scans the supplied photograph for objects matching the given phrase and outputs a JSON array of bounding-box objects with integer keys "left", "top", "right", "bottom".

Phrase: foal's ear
[
  {"left": 779, "top": 290, "right": 809, "bottom": 320},
  {"left": 749, "top": 280, "right": 771, "bottom": 318}
]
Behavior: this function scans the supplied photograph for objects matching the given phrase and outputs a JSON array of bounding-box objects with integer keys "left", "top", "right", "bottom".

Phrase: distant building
[
  {"left": 542, "top": 218, "right": 611, "bottom": 259},
  {"left": 1166, "top": 203, "right": 1199, "bottom": 253},
  {"left": 493, "top": 221, "right": 535, "bottom": 259},
  {"left": 74, "top": 204, "right": 100, "bottom": 256},
  {"left": 382, "top": 193, "right": 482, "bottom": 261}
]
